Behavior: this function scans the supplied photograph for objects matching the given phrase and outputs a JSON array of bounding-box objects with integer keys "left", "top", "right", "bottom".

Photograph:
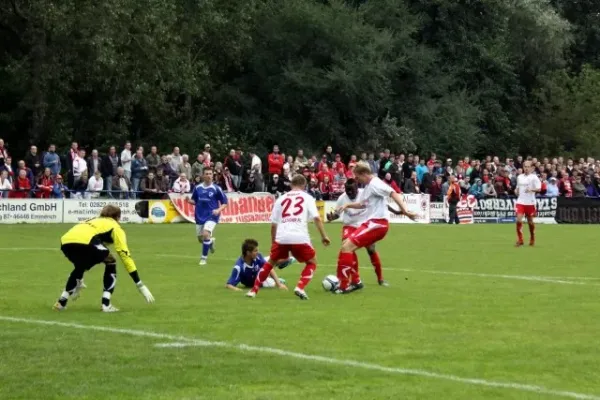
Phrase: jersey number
[{"left": 281, "top": 197, "right": 305, "bottom": 218}]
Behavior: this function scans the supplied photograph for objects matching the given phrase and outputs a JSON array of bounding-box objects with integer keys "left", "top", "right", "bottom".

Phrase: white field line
[
  {"left": 0, "top": 316, "right": 599, "bottom": 400},
  {"left": 1, "top": 247, "right": 599, "bottom": 286}
]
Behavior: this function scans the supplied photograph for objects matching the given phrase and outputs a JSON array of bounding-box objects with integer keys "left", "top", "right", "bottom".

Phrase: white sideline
[
  {"left": 0, "top": 316, "right": 599, "bottom": 400},
  {"left": 1, "top": 247, "right": 600, "bottom": 286}
]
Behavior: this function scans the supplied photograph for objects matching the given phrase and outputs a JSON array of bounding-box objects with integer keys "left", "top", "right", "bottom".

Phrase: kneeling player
[
  {"left": 53, "top": 205, "right": 155, "bottom": 312},
  {"left": 327, "top": 179, "right": 402, "bottom": 287},
  {"left": 225, "top": 239, "right": 294, "bottom": 291}
]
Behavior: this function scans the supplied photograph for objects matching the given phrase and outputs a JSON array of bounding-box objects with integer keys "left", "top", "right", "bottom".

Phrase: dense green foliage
[{"left": 1, "top": 0, "right": 599, "bottom": 158}]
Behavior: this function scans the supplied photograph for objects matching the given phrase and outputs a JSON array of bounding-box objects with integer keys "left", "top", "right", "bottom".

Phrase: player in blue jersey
[
  {"left": 226, "top": 239, "right": 295, "bottom": 291},
  {"left": 187, "top": 168, "right": 228, "bottom": 265}
]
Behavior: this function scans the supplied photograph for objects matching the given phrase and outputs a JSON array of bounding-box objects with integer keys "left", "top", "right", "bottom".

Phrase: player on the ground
[
  {"left": 335, "top": 163, "right": 418, "bottom": 294},
  {"left": 327, "top": 179, "right": 404, "bottom": 287},
  {"left": 53, "top": 205, "right": 155, "bottom": 312},
  {"left": 246, "top": 174, "right": 331, "bottom": 300},
  {"left": 515, "top": 160, "right": 541, "bottom": 247},
  {"left": 187, "top": 167, "right": 228, "bottom": 265},
  {"left": 226, "top": 239, "right": 295, "bottom": 291}
]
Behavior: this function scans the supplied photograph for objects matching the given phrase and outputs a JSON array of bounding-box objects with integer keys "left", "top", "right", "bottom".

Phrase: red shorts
[
  {"left": 348, "top": 219, "right": 389, "bottom": 249},
  {"left": 270, "top": 242, "right": 316, "bottom": 263},
  {"left": 342, "top": 226, "right": 357, "bottom": 240},
  {"left": 515, "top": 204, "right": 536, "bottom": 217}
]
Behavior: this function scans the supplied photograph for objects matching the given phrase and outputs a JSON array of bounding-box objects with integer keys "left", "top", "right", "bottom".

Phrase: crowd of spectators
[{"left": 0, "top": 137, "right": 599, "bottom": 201}]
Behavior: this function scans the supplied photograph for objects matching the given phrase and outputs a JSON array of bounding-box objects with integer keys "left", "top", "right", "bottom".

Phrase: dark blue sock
[{"left": 202, "top": 240, "right": 211, "bottom": 257}]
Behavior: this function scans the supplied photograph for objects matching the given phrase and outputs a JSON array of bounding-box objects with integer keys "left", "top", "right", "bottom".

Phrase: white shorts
[{"left": 196, "top": 221, "right": 217, "bottom": 237}]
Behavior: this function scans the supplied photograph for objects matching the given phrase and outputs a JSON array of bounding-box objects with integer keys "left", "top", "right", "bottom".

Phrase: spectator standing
[
  {"left": 153, "top": 167, "right": 169, "bottom": 194},
  {"left": 120, "top": 142, "right": 133, "bottom": 180},
  {"left": 202, "top": 144, "right": 212, "bottom": 166},
  {"left": 178, "top": 154, "right": 192, "bottom": 180},
  {"left": 101, "top": 146, "right": 121, "bottom": 196},
  {"left": 421, "top": 165, "right": 434, "bottom": 193},
  {"left": 404, "top": 171, "right": 418, "bottom": 194},
  {"left": 52, "top": 175, "right": 67, "bottom": 198},
  {"left": 367, "top": 153, "right": 378, "bottom": 174},
  {"left": 225, "top": 150, "right": 242, "bottom": 188},
  {"left": 241, "top": 173, "right": 257, "bottom": 193},
  {"left": 131, "top": 149, "right": 149, "bottom": 196},
  {"left": 402, "top": 154, "right": 415, "bottom": 183},
  {"left": 24, "top": 145, "right": 42, "bottom": 178},
  {"left": 64, "top": 142, "right": 78, "bottom": 187},
  {"left": 429, "top": 176, "right": 443, "bottom": 201},
  {"left": 87, "top": 170, "right": 104, "bottom": 198},
  {"left": 36, "top": 168, "right": 54, "bottom": 199},
  {"left": 415, "top": 159, "right": 428, "bottom": 184},
  {"left": 220, "top": 168, "right": 237, "bottom": 193},
  {"left": 332, "top": 168, "right": 347, "bottom": 198},
  {"left": 294, "top": 150, "right": 309, "bottom": 171},
  {"left": 0, "top": 138, "right": 8, "bottom": 165},
  {"left": 87, "top": 149, "right": 101, "bottom": 176},
  {"left": 268, "top": 174, "right": 284, "bottom": 197},
  {"left": 159, "top": 155, "right": 176, "bottom": 186},
  {"left": 112, "top": 167, "right": 131, "bottom": 199},
  {"left": 546, "top": 177, "right": 559, "bottom": 197},
  {"left": 16, "top": 160, "right": 34, "bottom": 188},
  {"left": 446, "top": 175, "right": 461, "bottom": 225},
  {"left": 584, "top": 175, "right": 599, "bottom": 197},
  {"left": 572, "top": 175, "right": 586, "bottom": 198},
  {"left": 170, "top": 147, "right": 183, "bottom": 171},
  {"left": 469, "top": 178, "right": 484, "bottom": 199},
  {"left": 483, "top": 179, "right": 497, "bottom": 198},
  {"left": 141, "top": 171, "right": 161, "bottom": 199},
  {"left": 0, "top": 170, "right": 11, "bottom": 197},
  {"left": 324, "top": 145, "right": 334, "bottom": 164},
  {"left": 383, "top": 172, "right": 401, "bottom": 193},
  {"left": 12, "top": 169, "right": 31, "bottom": 198},
  {"left": 192, "top": 154, "right": 205, "bottom": 178},
  {"left": 43, "top": 144, "right": 61, "bottom": 176},
  {"left": 72, "top": 149, "right": 88, "bottom": 187},
  {"left": 378, "top": 149, "right": 392, "bottom": 179},
  {"left": 146, "top": 146, "right": 160, "bottom": 171},
  {"left": 268, "top": 145, "right": 284, "bottom": 178}
]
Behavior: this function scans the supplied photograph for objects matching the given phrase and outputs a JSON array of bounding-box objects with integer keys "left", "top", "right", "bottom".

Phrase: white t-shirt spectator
[
  {"left": 87, "top": 176, "right": 104, "bottom": 198},
  {"left": 72, "top": 156, "right": 88, "bottom": 179},
  {"left": 121, "top": 149, "right": 132, "bottom": 172},
  {"left": 172, "top": 178, "right": 190, "bottom": 193},
  {"left": 0, "top": 178, "right": 12, "bottom": 197},
  {"left": 170, "top": 153, "right": 183, "bottom": 171},
  {"left": 251, "top": 154, "right": 262, "bottom": 172}
]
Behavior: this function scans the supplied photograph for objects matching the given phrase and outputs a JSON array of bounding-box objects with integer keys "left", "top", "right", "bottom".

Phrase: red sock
[
  {"left": 369, "top": 251, "right": 383, "bottom": 281},
  {"left": 297, "top": 263, "right": 316, "bottom": 290},
  {"left": 516, "top": 221, "right": 523, "bottom": 242},
  {"left": 337, "top": 251, "right": 354, "bottom": 290},
  {"left": 252, "top": 262, "right": 273, "bottom": 292},
  {"left": 350, "top": 253, "right": 361, "bottom": 285},
  {"left": 528, "top": 222, "right": 535, "bottom": 241}
]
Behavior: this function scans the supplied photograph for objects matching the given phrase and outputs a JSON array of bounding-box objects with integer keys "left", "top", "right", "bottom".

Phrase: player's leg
[
  {"left": 527, "top": 208, "right": 536, "bottom": 246},
  {"left": 515, "top": 205, "right": 525, "bottom": 246},
  {"left": 55, "top": 243, "right": 108, "bottom": 310},
  {"left": 291, "top": 244, "right": 317, "bottom": 300},
  {"left": 101, "top": 253, "right": 119, "bottom": 312},
  {"left": 247, "top": 244, "right": 284, "bottom": 296},
  {"left": 336, "top": 239, "right": 359, "bottom": 292},
  {"left": 350, "top": 252, "right": 361, "bottom": 286},
  {"left": 366, "top": 244, "right": 387, "bottom": 286}
]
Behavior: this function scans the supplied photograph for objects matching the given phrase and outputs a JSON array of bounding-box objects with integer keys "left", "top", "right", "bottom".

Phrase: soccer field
[{"left": 1, "top": 224, "right": 599, "bottom": 400}]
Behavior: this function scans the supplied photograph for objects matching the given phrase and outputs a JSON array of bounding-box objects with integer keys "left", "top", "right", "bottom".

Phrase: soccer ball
[{"left": 322, "top": 275, "right": 340, "bottom": 292}]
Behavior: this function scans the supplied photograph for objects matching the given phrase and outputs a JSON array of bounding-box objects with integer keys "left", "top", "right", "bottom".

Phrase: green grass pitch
[{"left": 1, "top": 223, "right": 599, "bottom": 400}]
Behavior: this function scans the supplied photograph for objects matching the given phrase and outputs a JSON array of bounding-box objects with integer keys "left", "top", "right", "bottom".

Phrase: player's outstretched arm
[
  {"left": 326, "top": 210, "right": 340, "bottom": 222},
  {"left": 387, "top": 205, "right": 404, "bottom": 215},
  {"left": 226, "top": 266, "right": 242, "bottom": 291},
  {"left": 338, "top": 202, "right": 365, "bottom": 212},
  {"left": 390, "top": 192, "right": 418, "bottom": 221},
  {"left": 226, "top": 283, "right": 241, "bottom": 291},
  {"left": 112, "top": 226, "right": 155, "bottom": 303}
]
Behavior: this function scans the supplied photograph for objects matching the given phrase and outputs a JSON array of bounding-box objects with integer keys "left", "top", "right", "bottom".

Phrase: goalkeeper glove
[{"left": 136, "top": 282, "right": 155, "bottom": 303}]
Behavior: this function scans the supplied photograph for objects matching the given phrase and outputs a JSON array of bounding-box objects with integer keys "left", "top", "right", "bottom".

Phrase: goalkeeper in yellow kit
[{"left": 54, "top": 204, "right": 155, "bottom": 312}]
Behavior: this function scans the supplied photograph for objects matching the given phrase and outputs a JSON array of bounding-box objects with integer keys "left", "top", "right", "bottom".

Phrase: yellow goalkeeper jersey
[{"left": 61, "top": 217, "right": 137, "bottom": 273}]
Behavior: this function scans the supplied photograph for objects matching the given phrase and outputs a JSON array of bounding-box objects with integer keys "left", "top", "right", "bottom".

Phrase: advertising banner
[
  {"left": 147, "top": 200, "right": 186, "bottom": 223},
  {"left": 472, "top": 197, "right": 557, "bottom": 224},
  {"left": 555, "top": 197, "right": 600, "bottom": 224},
  {"left": 62, "top": 199, "right": 144, "bottom": 223},
  {"left": 387, "top": 194, "right": 430, "bottom": 224},
  {"left": 168, "top": 192, "right": 275, "bottom": 224},
  {"left": 0, "top": 199, "right": 62, "bottom": 224}
]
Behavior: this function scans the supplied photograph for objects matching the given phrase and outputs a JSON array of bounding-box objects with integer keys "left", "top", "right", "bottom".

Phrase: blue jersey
[
  {"left": 227, "top": 253, "right": 268, "bottom": 288},
  {"left": 191, "top": 183, "right": 228, "bottom": 225}
]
